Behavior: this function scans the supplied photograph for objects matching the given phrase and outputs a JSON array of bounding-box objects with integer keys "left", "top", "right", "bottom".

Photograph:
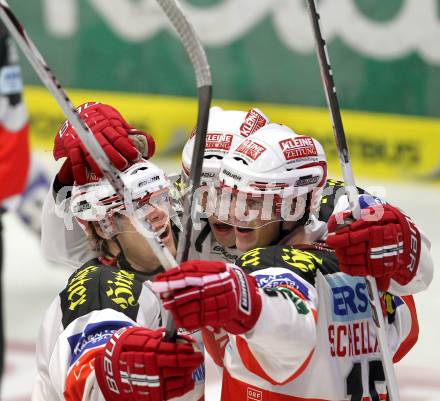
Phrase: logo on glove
[
  {"left": 102, "top": 327, "right": 126, "bottom": 394},
  {"left": 231, "top": 265, "right": 251, "bottom": 315},
  {"left": 405, "top": 214, "right": 419, "bottom": 274}
]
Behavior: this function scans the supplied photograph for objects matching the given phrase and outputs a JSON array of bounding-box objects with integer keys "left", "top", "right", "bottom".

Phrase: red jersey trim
[
  {"left": 393, "top": 295, "right": 419, "bottom": 363},
  {"left": 202, "top": 328, "right": 227, "bottom": 368},
  {"left": 222, "top": 369, "right": 387, "bottom": 400},
  {"left": 235, "top": 294, "right": 317, "bottom": 385},
  {"left": 64, "top": 347, "right": 102, "bottom": 401},
  {"left": 235, "top": 336, "right": 315, "bottom": 386}
]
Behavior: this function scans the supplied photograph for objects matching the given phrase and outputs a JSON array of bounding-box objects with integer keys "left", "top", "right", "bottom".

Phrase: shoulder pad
[
  {"left": 60, "top": 260, "right": 144, "bottom": 328},
  {"left": 236, "top": 245, "right": 339, "bottom": 286}
]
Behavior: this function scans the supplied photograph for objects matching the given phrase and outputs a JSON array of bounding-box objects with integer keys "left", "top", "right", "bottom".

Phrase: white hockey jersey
[
  {"left": 39, "top": 178, "right": 432, "bottom": 401},
  {"left": 41, "top": 185, "right": 95, "bottom": 268},
  {"left": 204, "top": 245, "right": 419, "bottom": 401},
  {"left": 31, "top": 260, "right": 205, "bottom": 401},
  {"left": 41, "top": 178, "right": 433, "bottom": 295}
]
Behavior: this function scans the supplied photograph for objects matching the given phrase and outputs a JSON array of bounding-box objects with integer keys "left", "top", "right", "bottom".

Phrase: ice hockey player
[
  {"left": 32, "top": 104, "right": 204, "bottom": 401},
  {"left": 41, "top": 101, "right": 156, "bottom": 267},
  {"left": 208, "top": 123, "right": 433, "bottom": 293},
  {"left": 42, "top": 106, "right": 434, "bottom": 292},
  {"left": 151, "top": 123, "right": 433, "bottom": 400},
  {"left": 32, "top": 158, "right": 204, "bottom": 401},
  {"left": 41, "top": 104, "right": 270, "bottom": 267}
]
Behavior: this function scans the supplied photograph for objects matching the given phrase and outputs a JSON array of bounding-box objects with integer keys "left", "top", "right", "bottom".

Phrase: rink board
[{"left": 24, "top": 85, "right": 440, "bottom": 182}]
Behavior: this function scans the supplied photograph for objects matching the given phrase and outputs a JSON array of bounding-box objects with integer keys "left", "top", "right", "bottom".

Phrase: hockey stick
[
  {"left": 0, "top": 0, "right": 177, "bottom": 271},
  {"left": 153, "top": 0, "right": 211, "bottom": 338},
  {"left": 0, "top": 0, "right": 208, "bottom": 338},
  {"left": 305, "top": 1, "right": 401, "bottom": 400},
  {"left": 155, "top": 0, "right": 212, "bottom": 265}
]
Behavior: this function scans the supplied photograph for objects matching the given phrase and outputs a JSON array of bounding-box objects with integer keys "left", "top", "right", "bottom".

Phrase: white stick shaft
[{"left": 0, "top": 0, "right": 177, "bottom": 270}]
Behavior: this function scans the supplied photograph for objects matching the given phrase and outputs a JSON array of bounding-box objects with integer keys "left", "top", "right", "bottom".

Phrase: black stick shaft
[
  {"left": 0, "top": 0, "right": 177, "bottom": 270},
  {"left": 177, "top": 85, "right": 212, "bottom": 263},
  {"left": 306, "top": 0, "right": 359, "bottom": 220},
  {"left": 154, "top": 0, "right": 212, "bottom": 340},
  {"left": 155, "top": 0, "right": 212, "bottom": 266},
  {"left": 306, "top": 2, "right": 401, "bottom": 400}
]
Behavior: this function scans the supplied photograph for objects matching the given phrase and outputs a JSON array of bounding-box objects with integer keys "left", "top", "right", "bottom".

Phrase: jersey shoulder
[
  {"left": 319, "top": 178, "right": 367, "bottom": 223},
  {"left": 59, "top": 260, "right": 144, "bottom": 328},
  {"left": 235, "top": 244, "right": 339, "bottom": 286}
]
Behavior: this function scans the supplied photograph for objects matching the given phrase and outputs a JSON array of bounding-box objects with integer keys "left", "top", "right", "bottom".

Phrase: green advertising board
[{"left": 8, "top": 0, "right": 440, "bottom": 117}]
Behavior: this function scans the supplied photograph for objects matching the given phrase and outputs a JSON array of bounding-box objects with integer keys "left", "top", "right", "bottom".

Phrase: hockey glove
[
  {"left": 151, "top": 260, "right": 262, "bottom": 335},
  {"left": 326, "top": 204, "right": 421, "bottom": 290},
  {"left": 53, "top": 102, "right": 155, "bottom": 185},
  {"left": 55, "top": 158, "right": 74, "bottom": 187},
  {"left": 94, "top": 327, "right": 203, "bottom": 401}
]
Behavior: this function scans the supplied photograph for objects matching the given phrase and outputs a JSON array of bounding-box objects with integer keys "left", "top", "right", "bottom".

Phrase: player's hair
[{"left": 85, "top": 222, "right": 113, "bottom": 258}]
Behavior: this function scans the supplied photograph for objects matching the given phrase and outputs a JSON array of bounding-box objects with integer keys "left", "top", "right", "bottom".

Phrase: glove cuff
[
  {"left": 128, "top": 130, "right": 156, "bottom": 159},
  {"left": 390, "top": 207, "right": 421, "bottom": 286},
  {"left": 56, "top": 159, "right": 74, "bottom": 186},
  {"left": 94, "top": 327, "right": 131, "bottom": 401},
  {"left": 223, "top": 267, "right": 262, "bottom": 335}
]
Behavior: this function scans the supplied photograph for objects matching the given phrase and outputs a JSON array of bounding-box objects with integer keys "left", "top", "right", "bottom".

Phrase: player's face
[
  {"left": 193, "top": 184, "right": 236, "bottom": 248},
  {"left": 208, "top": 215, "right": 236, "bottom": 247},
  {"left": 214, "top": 191, "right": 283, "bottom": 252},
  {"left": 115, "top": 206, "right": 175, "bottom": 272},
  {"left": 234, "top": 219, "right": 281, "bottom": 252}
]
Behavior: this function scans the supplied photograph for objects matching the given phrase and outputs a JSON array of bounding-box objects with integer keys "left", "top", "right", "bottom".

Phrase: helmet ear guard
[{"left": 293, "top": 160, "right": 328, "bottom": 189}]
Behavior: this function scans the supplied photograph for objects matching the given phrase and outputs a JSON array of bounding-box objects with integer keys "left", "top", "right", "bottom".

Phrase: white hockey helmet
[
  {"left": 217, "top": 123, "right": 327, "bottom": 224},
  {"left": 71, "top": 159, "right": 170, "bottom": 237},
  {"left": 181, "top": 106, "right": 269, "bottom": 186}
]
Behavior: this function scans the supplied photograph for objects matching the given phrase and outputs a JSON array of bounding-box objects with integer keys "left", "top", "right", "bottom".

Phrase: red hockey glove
[
  {"left": 326, "top": 204, "right": 421, "bottom": 290},
  {"left": 56, "top": 159, "right": 74, "bottom": 186},
  {"left": 53, "top": 102, "right": 155, "bottom": 184},
  {"left": 94, "top": 327, "right": 203, "bottom": 401},
  {"left": 151, "top": 260, "right": 262, "bottom": 335}
]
